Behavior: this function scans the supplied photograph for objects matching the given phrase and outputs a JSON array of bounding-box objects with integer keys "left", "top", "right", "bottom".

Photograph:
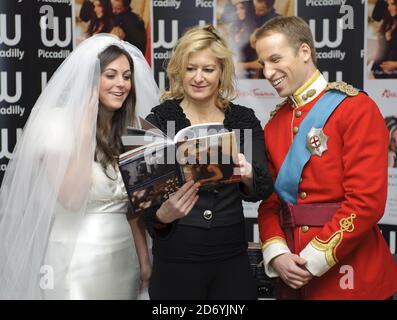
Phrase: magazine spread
[{"left": 118, "top": 119, "right": 241, "bottom": 214}]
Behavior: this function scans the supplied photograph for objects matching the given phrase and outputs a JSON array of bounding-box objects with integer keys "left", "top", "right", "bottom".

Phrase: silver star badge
[{"left": 306, "top": 127, "right": 328, "bottom": 157}]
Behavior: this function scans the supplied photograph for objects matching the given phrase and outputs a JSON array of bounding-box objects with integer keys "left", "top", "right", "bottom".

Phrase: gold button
[
  {"left": 203, "top": 210, "right": 213, "bottom": 221},
  {"left": 300, "top": 192, "right": 307, "bottom": 200},
  {"left": 295, "top": 110, "right": 302, "bottom": 118},
  {"left": 299, "top": 177, "right": 303, "bottom": 183},
  {"left": 302, "top": 226, "right": 309, "bottom": 233},
  {"left": 293, "top": 126, "right": 299, "bottom": 134}
]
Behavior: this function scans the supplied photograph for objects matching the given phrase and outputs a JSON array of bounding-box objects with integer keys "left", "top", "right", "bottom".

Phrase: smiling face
[
  {"left": 182, "top": 48, "right": 222, "bottom": 105},
  {"left": 99, "top": 54, "right": 132, "bottom": 112},
  {"left": 256, "top": 32, "right": 315, "bottom": 97}
]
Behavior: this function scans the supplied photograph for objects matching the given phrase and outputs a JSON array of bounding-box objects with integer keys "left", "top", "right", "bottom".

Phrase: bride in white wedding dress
[
  {"left": 0, "top": 34, "right": 159, "bottom": 299},
  {"left": 58, "top": 163, "right": 142, "bottom": 299}
]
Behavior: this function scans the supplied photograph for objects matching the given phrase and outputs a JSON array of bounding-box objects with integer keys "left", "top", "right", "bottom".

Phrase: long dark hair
[
  {"left": 87, "top": 0, "right": 114, "bottom": 36},
  {"left": 380, "top": 0, "right": 397, "bottom": 34},
  {"left": 96, "top": 45, "right": 136, "bottom": 174}
]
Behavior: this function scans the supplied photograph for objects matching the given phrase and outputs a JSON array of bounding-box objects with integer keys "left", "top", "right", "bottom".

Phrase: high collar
[{"left": 290, "top": 70, "right": 327, "bottom": 108}]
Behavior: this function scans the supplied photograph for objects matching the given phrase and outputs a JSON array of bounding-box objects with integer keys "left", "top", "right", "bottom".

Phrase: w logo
[
  {"left": 310, "top": 19, "right": 343, "bottom": 49},
  {"left": 0, "top": 128, "right": 22, "bottom": 160},
  {"left": 40, "top": 16, "right": 72, "bottom": 47},
  {"left": 153, "top": 20, "right": 178, "bottom": 49},
  {"left": 0, "top": 72, "right": 22, "bottom": 103},
  {"left": 0, "top": 14, "right": 22, "bottom": 46}
]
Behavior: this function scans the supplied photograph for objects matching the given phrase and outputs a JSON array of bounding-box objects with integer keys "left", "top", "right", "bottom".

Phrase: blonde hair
[{"left": 162, "top": 25, "right": 235, "bottom": 110}]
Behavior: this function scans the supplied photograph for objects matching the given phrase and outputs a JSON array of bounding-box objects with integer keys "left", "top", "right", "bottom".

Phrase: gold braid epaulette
[
  {"left": 269, "top": 98, "right": 289, "bottom": 120},
  {"left": 327, "top": 81, "right": 359, "bottom": 96}
]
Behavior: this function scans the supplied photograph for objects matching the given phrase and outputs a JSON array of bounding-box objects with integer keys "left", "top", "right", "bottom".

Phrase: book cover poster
[{"left": 73, "top": 0, "right": 151, "bottom": 63}]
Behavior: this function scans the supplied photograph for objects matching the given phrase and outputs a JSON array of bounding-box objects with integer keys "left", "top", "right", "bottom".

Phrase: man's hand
[{"left": 270, "top": 253, "right": 313, "bottom": 289}]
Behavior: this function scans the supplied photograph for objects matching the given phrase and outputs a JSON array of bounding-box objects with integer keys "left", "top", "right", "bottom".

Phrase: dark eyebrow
[
  {"left": 269, "top": 54, "right": 282, "bottom": 60},
  {"left": 103, "top": 68, "right": 131, "bottom": 73}
]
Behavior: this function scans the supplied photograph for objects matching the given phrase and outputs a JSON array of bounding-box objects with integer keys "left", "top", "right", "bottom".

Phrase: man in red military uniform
[{"left": 255, "top": 16, "right": 397, "bottom": 299}]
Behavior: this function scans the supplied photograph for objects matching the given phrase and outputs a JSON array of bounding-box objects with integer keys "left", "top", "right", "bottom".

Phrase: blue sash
[{"left": 274, "top": 91, "right": 347, "bottom": 204}]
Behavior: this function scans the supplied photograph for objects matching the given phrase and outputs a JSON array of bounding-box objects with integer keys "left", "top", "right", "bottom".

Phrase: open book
[{"left": 118, "top": 118, "right": 241, "bottom": 214}]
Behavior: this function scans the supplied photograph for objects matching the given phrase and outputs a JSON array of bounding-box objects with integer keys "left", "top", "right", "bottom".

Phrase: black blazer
[{"left": 142, "top": 99, "right": 273, "bottom": 238}]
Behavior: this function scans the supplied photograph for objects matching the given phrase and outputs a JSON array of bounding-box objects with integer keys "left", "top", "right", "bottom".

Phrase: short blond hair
[{"left": 162, "top": 25, "right": 235, "bottom": 110}]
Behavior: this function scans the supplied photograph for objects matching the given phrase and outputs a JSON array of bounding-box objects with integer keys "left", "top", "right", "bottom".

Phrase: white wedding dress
[{"left": 47, "top": 162, "right": 140, "bottom": 300}]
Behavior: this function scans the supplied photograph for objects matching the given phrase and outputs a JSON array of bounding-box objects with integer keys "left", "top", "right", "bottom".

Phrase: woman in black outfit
[{"left": 142, "top": 25, "right": 273, "bottom": 300}]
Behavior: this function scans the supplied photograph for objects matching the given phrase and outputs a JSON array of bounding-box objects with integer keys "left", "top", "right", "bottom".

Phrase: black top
[{"left": 142, "top": 100, "right": 273, "bottom": 262}]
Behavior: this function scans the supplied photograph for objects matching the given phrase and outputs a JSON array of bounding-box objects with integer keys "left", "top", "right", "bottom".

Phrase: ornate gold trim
[
  {"left": 309, "top": 213, "right": 356, "bottom": 267},
  {"left": 291, "top": 70, "right": 326, "bottom": 107},
  {"left": 310, "top": 233, "right": 342, "bottom": 267},
  {"left": 339, "top": 213, "right": 356, "bottom": 232},
  {"left": 327, "top": 81, "right": 359, "bottom": 96},
  {"left": 261, "top": 236, "right": 287, "bottom": 251}
]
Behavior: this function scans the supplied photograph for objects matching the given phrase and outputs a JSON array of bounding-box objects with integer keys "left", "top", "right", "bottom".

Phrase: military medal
[{"left": 306, "top": 127, "right": 328, "bottom": 156}]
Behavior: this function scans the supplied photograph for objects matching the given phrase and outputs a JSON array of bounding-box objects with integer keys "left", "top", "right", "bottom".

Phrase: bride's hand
[{"left": 139, "top": 261, "right": 151, "bottom": 291}]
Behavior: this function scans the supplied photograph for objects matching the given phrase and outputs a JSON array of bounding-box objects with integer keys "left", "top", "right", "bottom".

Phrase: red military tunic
[{"left": 258, "top": 71, "right": 397, "bottom": 299}]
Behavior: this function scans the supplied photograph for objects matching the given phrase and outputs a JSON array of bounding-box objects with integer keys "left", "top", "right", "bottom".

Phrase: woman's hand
[
  {"left": 380, "top": 60, "right": 397, "bottom": 72},
  {"left": 235, "top": 153, "right": 254, "bottom": 195},
  {"left": 156, "top": 180, "right": 200, "bottom": 224},
  {"left": 236, "top": 152, "right": 253, "bottom": 182},
  {"left": 139, "top": 260, "right": 152, "bottom": 291}
]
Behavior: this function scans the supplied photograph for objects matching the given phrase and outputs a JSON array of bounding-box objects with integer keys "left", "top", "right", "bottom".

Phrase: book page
[
  {"left": 139, "top": 117, "right": 170, "bottom": 139},
  {"left": 175, "top": 131, "right": 241, "bottom": 187},
  {"left": 119, "top": 143, "right": 181, "bottom": 214}
]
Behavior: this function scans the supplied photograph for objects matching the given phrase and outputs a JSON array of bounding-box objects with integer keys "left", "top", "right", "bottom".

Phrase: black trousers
[{"left": 149, "top": 252, "right": 257, "bottom": 300}]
